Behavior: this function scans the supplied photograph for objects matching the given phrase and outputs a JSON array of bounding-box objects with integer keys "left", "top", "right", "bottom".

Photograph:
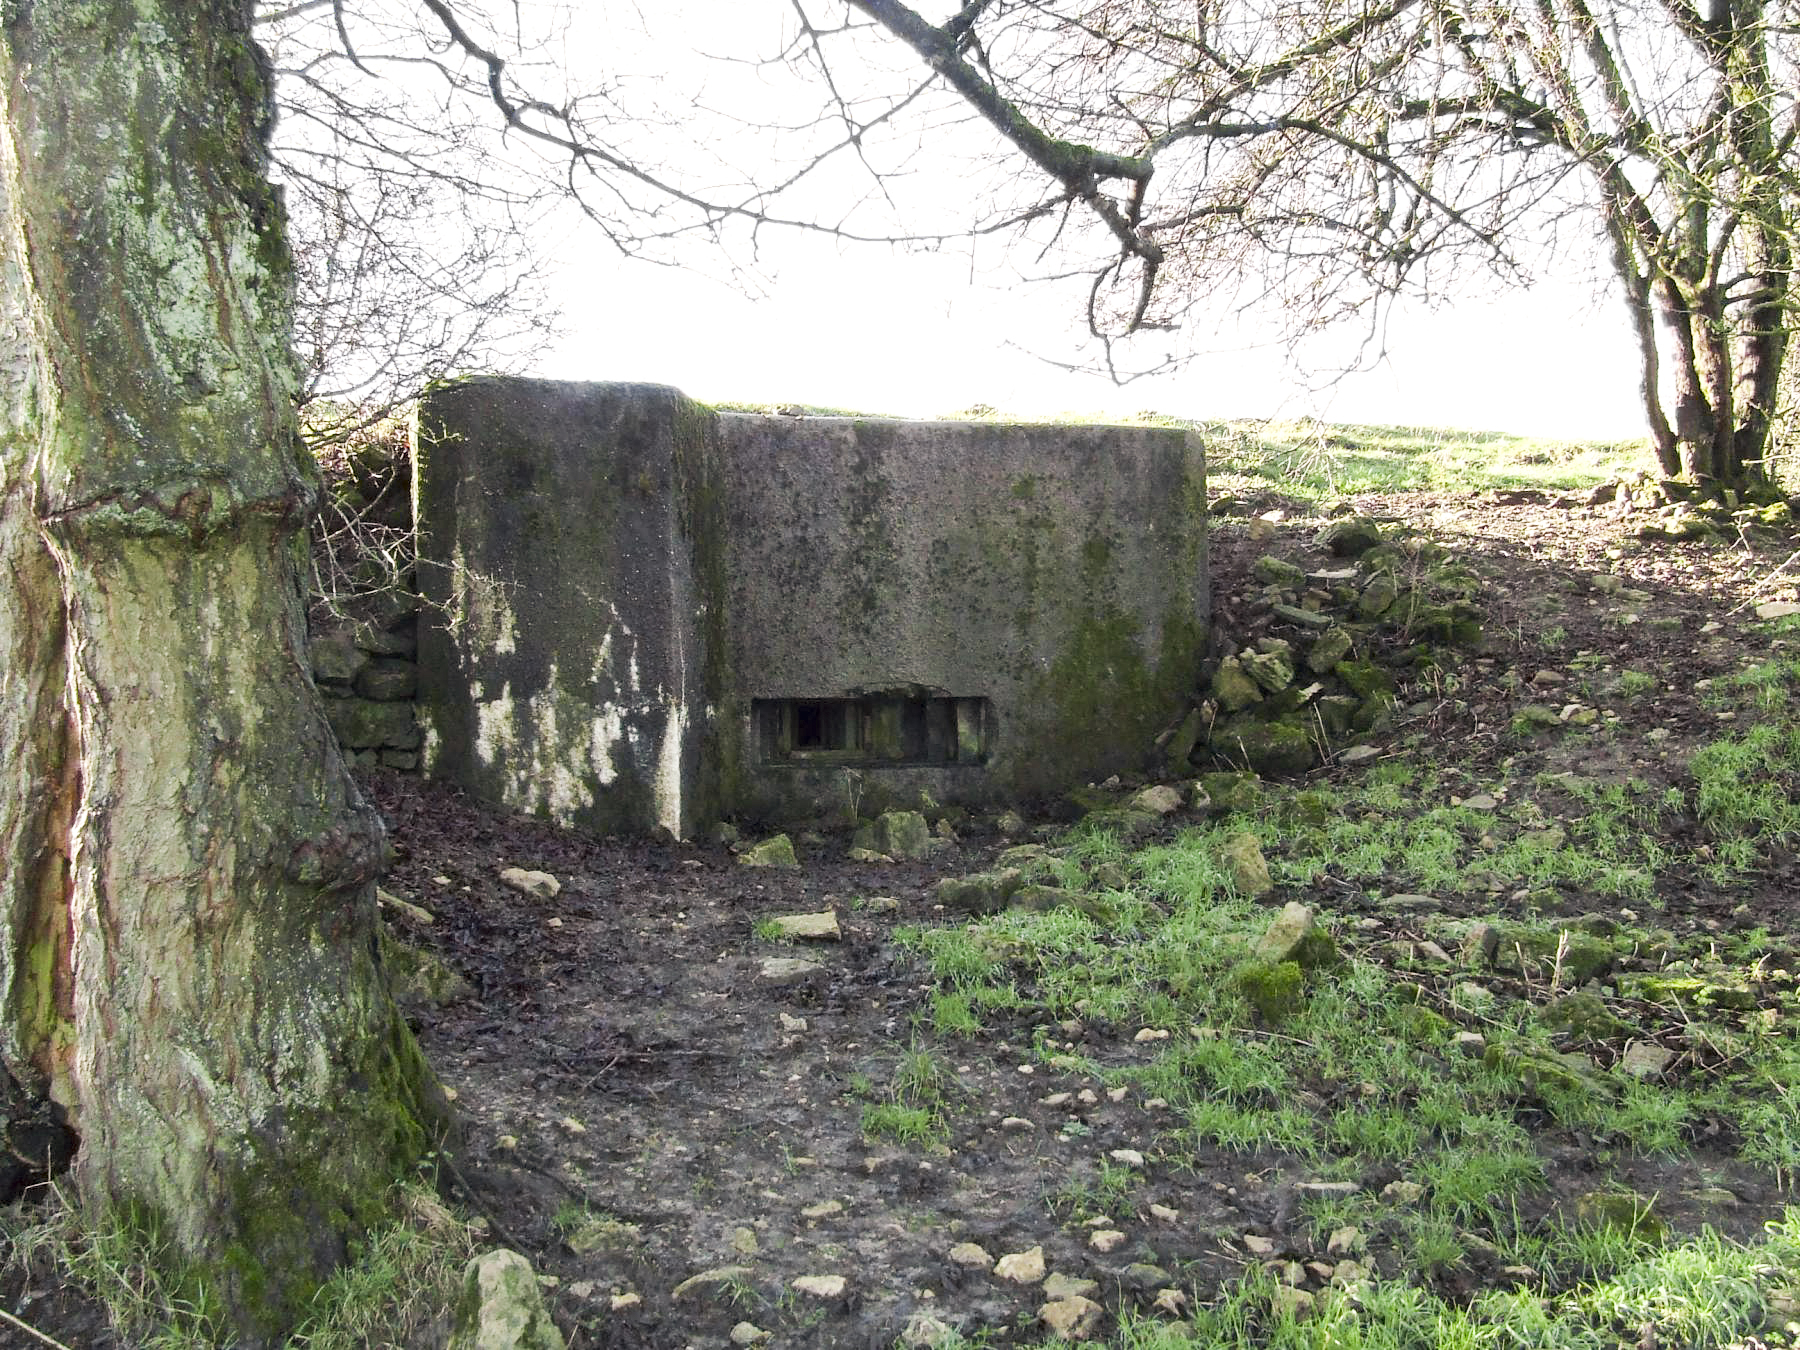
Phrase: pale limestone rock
[
  {"left": 448, "top": 1250, "right": 565, "bottom": 1350},
  {"left": 947, "top": 1242, "right": 995, "bottom": 1271},
  {"left": 994, "top": 1246, "right": 1047, "bottom": 1284},
  {"left": 1039, "top": 1295, "right": 1105, "bottom": 1341},
  {"left": 771, "top": 910, "right": 840, "bottom": 940},
  {"left": 498, "top": 867, "right": 560, "bottom": 899}
]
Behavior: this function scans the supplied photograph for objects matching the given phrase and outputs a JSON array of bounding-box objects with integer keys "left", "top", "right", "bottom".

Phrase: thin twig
[
  {"left": 1727, "top": 546, "right": 1800, "bottom": 613},
  {"left": 0, "top": 1307, "right": 75, "bottom": 1350}
]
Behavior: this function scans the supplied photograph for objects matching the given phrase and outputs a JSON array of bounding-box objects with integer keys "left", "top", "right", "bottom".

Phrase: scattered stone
[
  {"left": 382, "top": 930, "right": 474, "bottom": 1008},
  {"left": 1038, "top": 1295, "right": 1105, "bottom": 1341},
  {"left": 1755, "top": 601, "right": 1800, "bottom": 620},
  {"left": 1240, "top": 648, "right": 1296, "bottom": 693},
  {"left": 377, "top": 887, "right": 435, "bottom": 926},
  {"left": 1253, "top": 555, "right": 1309, "bottom": 588},
  {"left": 1211, "top": 656, "right": 1264, "bottom": 712},
  {"left": 1416, "top": 940, "right": 1454, "bottom": 965},
  {"left": 1382, "top": 1181, "right": 1425, "bottom": 1204},
  {"left": 1270, "top": 1287, "right": 1316, "bottom": 1320},
  {"left": 1462, "top": 922, "right": 1501, "bottom": 964},
  {"left": 448, "top": 1249, "right": 565, "bottom": 1350},
  {"left": 936, "top": 867, "right": 1027, "bottom": 915},
  {"left": 1131, "top": 784, "right": 1184, "bottom": 816},
  {"left": 801, "top": 1200, "right": 843, "bottom": 1220},
  {"left": 1326, "top": 1226, "right": 1365, "bottom": 1256},
  {"left": 730, "top": 1324, "right": 772, "bottom": 1347},
  {"left": 729, "top": 1227, "right": 759, "bottom": 1256},
  {"left": 847, "top": 848, "right": 892, "bottom": 863},
  {"left": 949, "top": 1242, "right": 996, "bottom": 1271},
  {"left": 1149, "top": 1203, "right": 1180, "bottom": 1223},
  {"left": 1338, "top": 744, "right": 1380, "bottom": 764},
  {"left": 791, "top": 1274, "right": 847, "bottom": 1299},
  {"left": 995, "top": 1247, "right": 1047, "bottom": 1284},
  {"left": 1000, "top": 1115, "right": 1035, "bottom": 1132},
  {"left": 1296, "top": 1180, "right": 1362, "bottom": 1197},
  {"left": 1219, "top": 833, "right": 1273, "bottom": 897},
  {"left": 1461, "top": 791, "right": 1499, "bottom": 810},
  {"left": 1043, "top": 1272, "right": 1099, "bottom": 1300},
  {"left": 1152, "top": 1288, "right": 1188, "bottom": 1316},
  {"left": 1242, "top": 1234, "right": 1277, "bottom": 1256},
  {"left": 1272, "top": 602, "right": 1333, "bottom": 629},
  {"left": 757, "top": 958, "right": 823, "bottom": 985},
  {"left": 1572, "top": 1190, "right": 1668, "bottom": 1242},
  {"left": 779, "top": 1013, "right": 808, "bottom": 1032},
  {"left": 854, "top": 810, "right": 935, "bottom": 860},
  {"left": 1253, "top": 902, "right": 1336, "bottom": 968},
  {"left": 770, "top": 911, "right": 840, "bottom": 941},
  {"left": 1088, "top": 1229, "right": 1126, "bottom": 1253},
  {"left": 1119, "top": 1262, "right": 1171, "bottom": 1293},
  {"left": 739, "top": 835, "right": 799, "bottom": 868},
  {"left": 1453, "top": 1031, "right": 1488, "bottom": 1057},
  {"left": 672, "top": 1266, "right": 756, "bottom": 1301},
  {"left": 1317, "top": 517, "right": 1384, "bottom": 556},
  {"left": 499, "top": 868, "right": 560, "bottom": 900},
  {"left": 1132, "top": 1027, "right": 1170, "bottom": 1043},
  {"left": 900, "top": 1312, "right": 958, "bottom": 1347},
  {"left": 1620, "top": 1041, "right": 1675, "bottom": 1080},
  {"left": 1306, "top": 627, "right": 1355, "bottom": 673},
  {"left": 1109, "top": 1149, "right": 1146, "bottom": 1168}
]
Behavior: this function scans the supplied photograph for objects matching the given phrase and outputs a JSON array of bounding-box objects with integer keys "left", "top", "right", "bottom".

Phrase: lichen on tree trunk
[{"left": 0, "top": 0, "right": 446, "bottom": 1338}]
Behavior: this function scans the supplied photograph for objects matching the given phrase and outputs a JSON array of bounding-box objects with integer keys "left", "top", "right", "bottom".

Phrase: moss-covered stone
[
  {"left": 1212, "top": 717, "right": 1317, "bottom": 776},
  {"left": 1253, "top": 555, "right": 1308, "bottom": 588},
  {"left": 1535, "top": 990, "right": 1631, "bottom": 1042},
  {"left": 853, "top": 810, "right": 934, "bottom": 860},
  {"left": 1496, "top": 926, "right": 1615, "bottom": 983},
  {"left": 1218, "top": 832, "right": 1273, "bottom": 896},
  {"left": 739, "top": 835, "right": 799, "bottom": 868},
  {"left": 1571, "top": 1191, "right": 1668, "bottom": 1244},
  {"left": 1240, "top": 648, "right": 1295, "bottom": 693},
  {"left": 1253, "top": 901, "right": 1338, "bottom": 968},
  {"left": 1357, "top": 575, "right": 1399, "bottom": 617},
  {"left": 1211, "top": 656, "right": 1263, "bottom": 712},
  {"left": 1316, "top": 517, "right": 1384, "bottom": 556},
  {"left": 936, "top": 867, "right": 1028, "bottom": 915},
  {"left": 1334, "top": 660, "right": 1394, "bottom": 702},
  {"left": 1306, "top": 627, "right": 1354, "bottom": 674},
  {"left": 1199, "top": 771, "right": 1263, "bottom": 814},
  {"left": 1617, "top": 973, "right": 1759, "bottom": 1011},
  {"left": 1237, "top": 960, "right": 1306, "bottom": 1023},
  {"left": 323, "top": 696, "right": 421, "bottom": 750}
]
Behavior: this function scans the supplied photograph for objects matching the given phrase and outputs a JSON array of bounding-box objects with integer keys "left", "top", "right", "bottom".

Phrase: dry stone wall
[{"left": 311, "top": 594, "right": 423, "bottom": 770}]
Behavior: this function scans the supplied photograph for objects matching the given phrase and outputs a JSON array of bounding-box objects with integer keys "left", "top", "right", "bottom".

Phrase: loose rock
[
  {"left": 499, "top": 868, "right": 560, "bottom": 900},
  {"left": 1039, "top": 1295, "right": 1105, "bottom": 1341},
  {"left": 995, "top": 1246, "right": 1047, "bottom": 1284},
  {"left": 448, "top": 1250, "right": 565, "bottom": 1350}
]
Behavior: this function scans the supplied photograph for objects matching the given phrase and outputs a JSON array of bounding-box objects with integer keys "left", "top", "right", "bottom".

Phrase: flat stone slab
[{"left": 770, "top": 911, "right": 840, "bottom": 940}]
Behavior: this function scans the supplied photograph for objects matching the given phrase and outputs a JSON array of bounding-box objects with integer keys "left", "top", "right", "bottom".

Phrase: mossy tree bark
[{"left": 0, "top": 1, "right": 445, "bottom": 1339}]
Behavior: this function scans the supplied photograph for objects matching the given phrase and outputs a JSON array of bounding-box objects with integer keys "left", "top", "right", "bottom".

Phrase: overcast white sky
[
  {"left": 499, "top": 1, "right": 1651, "bottom": 439},
  {"left": 535, "top": 236, "right": 1646, "bottom": 436}
]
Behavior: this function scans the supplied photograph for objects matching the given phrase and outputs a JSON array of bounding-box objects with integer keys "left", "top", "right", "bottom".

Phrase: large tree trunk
[{"left": 0, "top": 1, "right": 445, "bottom": 1339}]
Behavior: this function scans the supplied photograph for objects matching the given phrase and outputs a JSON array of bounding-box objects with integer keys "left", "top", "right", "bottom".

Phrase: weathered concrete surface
[
  {"left": 718, "top": 414, "right": 1208, "bottom": 818},
  {"left": 414, "top": 379, "right": 1207, "bottom": 833},
  {"left": 414, "top": 379, "right": 728, "bottom": 838}
]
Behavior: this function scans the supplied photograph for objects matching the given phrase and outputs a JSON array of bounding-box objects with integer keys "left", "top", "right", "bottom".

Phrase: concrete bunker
[{"left": 413, "top": 378, "right": 1208, "bottom": 837}]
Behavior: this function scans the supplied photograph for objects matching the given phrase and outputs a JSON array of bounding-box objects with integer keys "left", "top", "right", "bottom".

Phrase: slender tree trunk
[{"left": 0, "top": 1, "right": 445, "bottom": 1339}]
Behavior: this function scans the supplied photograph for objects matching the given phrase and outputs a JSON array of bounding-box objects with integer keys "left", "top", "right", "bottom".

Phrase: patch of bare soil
[{"left": 5, "top": 489, "right": 1798, "bottom": 1349}]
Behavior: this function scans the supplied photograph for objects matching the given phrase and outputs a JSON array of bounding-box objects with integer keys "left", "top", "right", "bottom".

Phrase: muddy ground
[{"left": 6, "top": 487, "right": 1799, "bottom": 1349}]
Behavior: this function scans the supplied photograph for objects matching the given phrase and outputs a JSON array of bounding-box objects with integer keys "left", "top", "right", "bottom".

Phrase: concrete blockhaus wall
[{"left": 412, "top": 377, "right": 1207, "bottom": 837}]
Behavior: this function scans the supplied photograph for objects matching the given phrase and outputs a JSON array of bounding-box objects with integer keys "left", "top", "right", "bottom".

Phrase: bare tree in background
[{"left": 791, "top": 0, "right": 1795, "bottom": 486}]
